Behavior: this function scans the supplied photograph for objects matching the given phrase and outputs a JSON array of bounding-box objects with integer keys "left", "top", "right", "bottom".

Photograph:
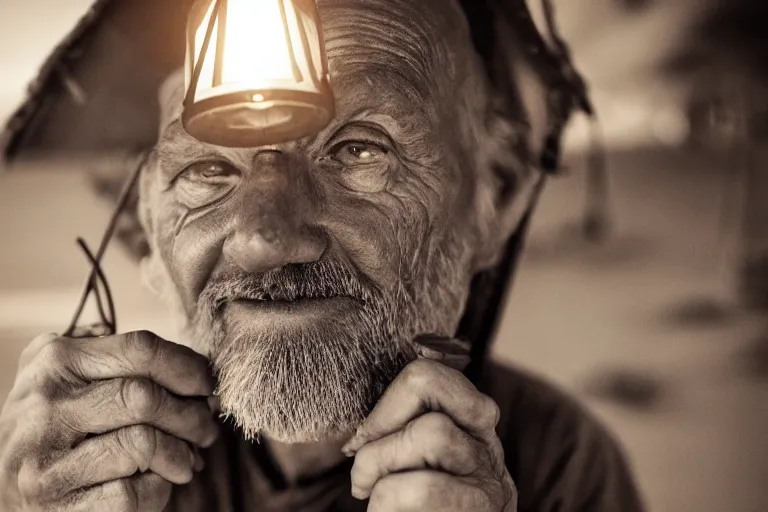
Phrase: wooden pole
[{"left": 738, "top": 81, "right": 768, "bottom": 310}]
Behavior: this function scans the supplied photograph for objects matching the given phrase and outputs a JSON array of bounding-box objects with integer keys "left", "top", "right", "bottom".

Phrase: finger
[
  {"left": 59, "top": 377, "right": 219, "bottom": 447},
  {"left": 350, "top": 412, "right": 483, "bottom": 499},
  {"left": 368, "top": 470, "right": 496, "bottom": 512},
  {"left": 343, "top": 359, "right": 500, "bottom": 453},
  {"left": 93, "top": 472, "right": 173, "bottom": 512},
  {"left": 52, "top": 330, "right": 214, "bottom": 397},
  {"left": 6, "top": 333, "right": 61, "bottom": 403},
  {"left": 20, "top": 425, "right": 195, "bottom": 502},
  {"left": 18, "top": 333, "right": 59, "bottom": 370}
]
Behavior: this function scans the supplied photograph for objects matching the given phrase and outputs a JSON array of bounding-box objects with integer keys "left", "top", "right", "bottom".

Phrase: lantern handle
[{"left": 184, "top": 0, "right": 223, "bottom": 108}]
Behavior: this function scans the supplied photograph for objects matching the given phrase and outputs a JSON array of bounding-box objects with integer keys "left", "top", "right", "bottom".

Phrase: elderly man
[{"left": 0, "top": 0, "right": 643, "bottom": 510}]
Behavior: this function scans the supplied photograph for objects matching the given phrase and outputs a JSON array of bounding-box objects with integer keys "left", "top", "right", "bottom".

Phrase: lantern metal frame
[{"left": 181, "top": 0, "right": 335, "bottom": 147}]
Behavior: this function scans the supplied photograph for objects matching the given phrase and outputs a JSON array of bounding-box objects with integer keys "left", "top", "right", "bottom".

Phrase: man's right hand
[{"left": 0, "top": 331, "right": 220, "bottom": 512}]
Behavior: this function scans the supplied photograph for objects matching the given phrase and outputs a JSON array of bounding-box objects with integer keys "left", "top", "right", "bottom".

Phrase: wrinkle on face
[
  {"left": 135, "top": 0, "right": 533, "bottom": 440},
  {"left": 145, "top": 0, "right": 497, "bottom": 310},
  {"left": 319, "top": 0, "right": 466, "bottom": 102}
]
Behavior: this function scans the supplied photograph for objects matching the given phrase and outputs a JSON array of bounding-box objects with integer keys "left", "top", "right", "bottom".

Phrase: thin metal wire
[
  {"left": 539, "top": 0, "right": 609, "bottom": 240},
  {"left": 64, "top": 152, "right": 148, "bottom": 337},
  {"left": 540, "top": 0, "right": 594, "bottom": 116},
  {"left": 184, "top": 0, "right": 222, "bottom": 107},
  {"left": 71, "top": 237, "right": 117, "bottom": 335}
]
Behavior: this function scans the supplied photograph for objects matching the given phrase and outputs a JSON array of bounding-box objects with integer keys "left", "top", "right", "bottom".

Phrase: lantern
[{"left": 182, "top": 0, "right": 335, "bottom": 147}]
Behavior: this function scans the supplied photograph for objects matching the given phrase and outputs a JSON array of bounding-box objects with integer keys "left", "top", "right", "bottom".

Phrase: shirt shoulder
[{"left": 477, "top": 361, "right": 645, "bottom": 512}]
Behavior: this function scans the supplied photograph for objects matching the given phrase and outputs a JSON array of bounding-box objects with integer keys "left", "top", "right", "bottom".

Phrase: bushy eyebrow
[
  {"left": 155, "top": 120, "right": 224, "bottom": 171},
  {"left": 158, "top": 120, "right": 188, "bottom": 148}
]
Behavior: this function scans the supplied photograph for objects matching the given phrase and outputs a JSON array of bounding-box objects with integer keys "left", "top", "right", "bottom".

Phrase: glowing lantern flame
[{"left": 182, "top": 0, "right": 334, "bottom": 147}]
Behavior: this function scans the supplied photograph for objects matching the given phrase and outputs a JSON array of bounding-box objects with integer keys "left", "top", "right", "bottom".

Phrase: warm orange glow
[
  {"left": 183, "top": 0, "right": 334, "bottom": 146},
  {"left": 187, "top": 0, "right": 324, "bottom": 103}
]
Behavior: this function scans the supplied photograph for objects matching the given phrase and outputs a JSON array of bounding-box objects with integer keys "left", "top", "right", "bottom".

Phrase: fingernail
[
  {"left": 341, "top": 427, "right": 365, "bottom": 454},
  {"left": 342, "top": 439, "right": 361, "bottom": 456},
  {"left": 351, "top": 484, "right": 368, "bottom": 500}
]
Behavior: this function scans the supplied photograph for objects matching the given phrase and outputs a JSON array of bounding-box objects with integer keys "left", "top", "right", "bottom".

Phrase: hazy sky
[{"left": 0, "top": 0, "right": 93, "bottom": 122}]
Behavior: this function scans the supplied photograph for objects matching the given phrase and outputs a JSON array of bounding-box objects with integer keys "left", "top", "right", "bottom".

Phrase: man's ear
[
  {"left": 473, "top": 155, "right": 543, "bottom": 272},
  {"left": 470, "top": 58, "right": 551, "bottom": 271},
  {"left": 467, "top": 0, "right": 574, "bottom": 271}
]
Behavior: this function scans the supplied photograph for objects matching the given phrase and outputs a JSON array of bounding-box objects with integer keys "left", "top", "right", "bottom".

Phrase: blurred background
[{"left": 1, "top": 1, "right": 767, "bottom": 511}]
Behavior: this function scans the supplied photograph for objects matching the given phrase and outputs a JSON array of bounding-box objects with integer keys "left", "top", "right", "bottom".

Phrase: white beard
[
  {"left": 199, "top": 301, "right": 417, "bottom": 443},
  {"left": 171, "top": 235, "right": 472, "bottom": 443}
]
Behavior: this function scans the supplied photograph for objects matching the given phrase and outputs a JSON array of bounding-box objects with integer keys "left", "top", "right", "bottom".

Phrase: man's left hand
[{"left": 342, "top": 359, "right": 517, "bottom": 511}]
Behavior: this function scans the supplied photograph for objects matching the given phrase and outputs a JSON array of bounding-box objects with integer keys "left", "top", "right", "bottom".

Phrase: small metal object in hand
[{"left": 413, "top": 335, "right": 472, "bottom": 372}]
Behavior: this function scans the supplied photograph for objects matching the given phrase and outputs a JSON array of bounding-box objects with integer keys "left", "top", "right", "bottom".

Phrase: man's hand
[
  {"left": 0, "top": 331, "right": 220, "bottom": 512},
  {"left": 342, "top": 358, "right": 517, "bottom": 512}
]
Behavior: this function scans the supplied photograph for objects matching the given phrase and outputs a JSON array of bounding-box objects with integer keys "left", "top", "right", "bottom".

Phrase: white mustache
[{"left": 199, "top": 260, "right": 375, "bottom": 315}]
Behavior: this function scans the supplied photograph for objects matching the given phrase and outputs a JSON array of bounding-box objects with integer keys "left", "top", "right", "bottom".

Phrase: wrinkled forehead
[{"left": 159, "top": 0, "right": 473, "bottom": 129}]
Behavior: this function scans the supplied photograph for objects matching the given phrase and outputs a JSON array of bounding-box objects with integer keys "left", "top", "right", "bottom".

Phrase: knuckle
[
  {"left": 117, "top": 425, "right": 157, "bottom": 471},
  {"left": 478, "top": 393, "right": 501, "bottom": 430},
  {"left": 472, "top": 485, "right": 498, "bottom": 512},
  {"left": 129, "top": 425, "right": 157, "bottom": 452},
  {"left": 415, "top": 414, "right": 478, "bottom": 471},
  {"left": 120, "top": 379, "right": 161, "bottom": 420},
  {"left": 410, "top": 412, "right": 458, "bottom": 452},
  {"left": 111, "top": 479, "right": 139, "bottom": 512},
  {"left": 398, "top": 473, "right": 439, "bottom": 509},
  {"left": 37, "top": 339, "right": 70, "bottom": 373},
  {"left": 401, "top": 359, "right": 438, "bottom": 391},
  {"left": 416, "top": 412, "right": 454, "bottom": 437},
  {"left": 17, "top": 461, "right": 44, "bottom": 502},
  {"left": 368, "top": 478, "right": 398, "bottom": 511},
  {"left": 19, "top": 334, "right": 58, "bottom": 367},
  {"left": 30, "top": 332, "right": 59, "bottom": 346},
  {"left": 122, "top": 331, "right": 160, "bottom": 365}
]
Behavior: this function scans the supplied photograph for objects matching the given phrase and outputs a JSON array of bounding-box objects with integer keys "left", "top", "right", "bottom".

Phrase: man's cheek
[
  {"left": 321, "top": 207, "right": 398, "bottom": 289},
  {"left": 155, "top": 204, "right": 229, "bottom": 315},
  {"left": 320, "top": 189, "right": 431, "bottom": 293},
  {"left": 335, "top": 164, "right": 390, "bottom": 194}
]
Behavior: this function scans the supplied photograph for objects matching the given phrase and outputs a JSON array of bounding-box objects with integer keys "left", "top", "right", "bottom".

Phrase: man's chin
[
  {"left": 218, "top": 394, "right": 363, "bottom": 444},
  {"left": 207, "top": 310, "right": 416, "bottom": 443},
  {"left": 214, "top": 364, "right": 377, "bottom": 443}
]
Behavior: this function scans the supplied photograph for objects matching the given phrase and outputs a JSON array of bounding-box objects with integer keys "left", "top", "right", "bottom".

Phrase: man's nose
[{"left": 222, "top": 150, "right": 327, "bottom": 274}]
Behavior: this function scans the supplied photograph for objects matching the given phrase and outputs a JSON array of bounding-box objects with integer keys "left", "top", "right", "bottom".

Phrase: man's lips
[{"left": 224, "top": 295, "right": 363, "bottom": 317}]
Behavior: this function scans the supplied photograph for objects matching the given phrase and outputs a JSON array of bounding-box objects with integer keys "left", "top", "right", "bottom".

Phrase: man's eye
[
  {"left": 331, "top": 142, "right": 387, "bottom": 166},
  {"left": 174, "top": 161, "right": 241, "bottom": 208},
  {"left": 181, "top": 161, "right": 240, "bottom": 182}
]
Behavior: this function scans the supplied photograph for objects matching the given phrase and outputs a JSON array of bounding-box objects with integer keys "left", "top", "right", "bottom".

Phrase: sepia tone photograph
[{"left": 0, "top": 0, "right": 766, "bottom": 510}]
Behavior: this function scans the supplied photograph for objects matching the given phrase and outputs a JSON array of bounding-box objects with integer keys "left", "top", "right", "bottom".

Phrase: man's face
[{"left": 140, "top": 0, "right": 535, "bottom": 443}]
